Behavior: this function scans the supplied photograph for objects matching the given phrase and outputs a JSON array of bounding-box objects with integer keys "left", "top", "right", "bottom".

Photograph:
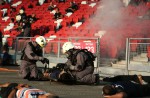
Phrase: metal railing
[
  {"left": 14, "top": 37, "right": 100, "bottom": 67},
  {"left": 126, "top": 38, "right": 150, "bottom": 73}
]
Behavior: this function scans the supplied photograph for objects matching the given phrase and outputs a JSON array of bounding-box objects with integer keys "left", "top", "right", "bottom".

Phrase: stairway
[{"left": 98, "top": 53, "right": 150, "bottom": 77}]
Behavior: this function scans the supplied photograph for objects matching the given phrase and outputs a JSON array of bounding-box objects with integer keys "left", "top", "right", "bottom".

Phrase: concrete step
[
  {"left": 112, "top": 64, "right": 126, "bottom": 69},
  {"left": 130, "top": 61, "right": 150, "bottom": 66},
  {"left": 133, "top": 57, "right": 148, "bottom": 62},
  {"left": 140, "top": 53, "right": 147, "bottom": 58}
]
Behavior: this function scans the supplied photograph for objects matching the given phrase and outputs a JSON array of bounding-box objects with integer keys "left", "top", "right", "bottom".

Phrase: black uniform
[{"left": 111, "top": 81, "right": 150, "bottom": 97}]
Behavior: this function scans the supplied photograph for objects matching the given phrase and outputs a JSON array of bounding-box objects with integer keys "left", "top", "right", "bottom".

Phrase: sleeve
[{"left": 24, "top": 43, "right": 43, "bottom": 61}]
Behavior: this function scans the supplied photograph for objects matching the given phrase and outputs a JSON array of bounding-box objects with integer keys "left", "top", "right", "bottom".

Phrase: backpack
[{"left": 73, "top": 49, "right": 96, "bottom": 62}]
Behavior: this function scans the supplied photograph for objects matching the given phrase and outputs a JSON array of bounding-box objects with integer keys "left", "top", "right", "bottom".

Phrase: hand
[
  {"left": 42, "top": 58, "right": 49, "bottom": 64},
  {"left": 69, "top": 65, "right": 75, "bottom": 70}
]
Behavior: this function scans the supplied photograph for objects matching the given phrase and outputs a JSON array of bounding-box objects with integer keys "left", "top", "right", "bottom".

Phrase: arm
[
  {"left": 69, "top": 52, "right": 87, "bottom": 71},
  {"left": 24, "top": 42, "right": 43, "bottom": 61},
  {"left": 0, "top": 82, "right": 10, "bottom": 87},
  {"left": 8, "top": 89, "right": 17, "bottom": 98},
  {"left": 103, "top": 92, "right": 127, "bottom": 98}
]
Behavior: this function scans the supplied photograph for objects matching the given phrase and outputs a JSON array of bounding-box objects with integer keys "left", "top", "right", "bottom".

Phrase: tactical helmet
[
  {"left": 35, "top": 36, "right": 47, "bottom": 48},
  {"left": 62, "top": 42, "right": 75, "bottom": 53}
]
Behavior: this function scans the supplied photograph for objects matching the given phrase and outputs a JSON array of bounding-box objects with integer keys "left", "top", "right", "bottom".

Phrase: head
[
  {"left": 102, "top": 85, "right": 117, "bottom": 96},
  {"left": 11, "top": 18, "right": 14, "bottom": 22},
  {"left": 19, "top": 9, "right": 24, "bottom": 14},
  {"left": 55, "top": 8, "right": 59, "bottom": 12},
  {"left": 35, "top": 36, "right": 47, "bottom": 48},
  {"left": 62, "top": 42, "right": 75, "bottom": 54},
  {"left": 58, "top": 72, "right": 75, "bottom": 85},
  {"left": 32, "top": 13, "right": 36, "bottom": 17}
]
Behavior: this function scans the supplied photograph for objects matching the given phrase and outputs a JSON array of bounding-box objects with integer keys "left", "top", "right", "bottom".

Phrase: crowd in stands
[{"left": 0, "top": 0, "right": 150, "bottom": 60}]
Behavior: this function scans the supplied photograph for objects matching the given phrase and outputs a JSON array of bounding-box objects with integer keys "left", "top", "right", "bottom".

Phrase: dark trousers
[
  {"left": 103, "top": 75, "right": 150, "bottom": 84},
  {"left": 71, "top": 66, "right": 96, "bottom": 84}
]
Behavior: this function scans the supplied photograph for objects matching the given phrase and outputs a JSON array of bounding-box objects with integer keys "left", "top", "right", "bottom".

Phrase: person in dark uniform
[
  {"left": 61, "top": 42, "right": 99, "bottom": 84},
  {"left": 53, "top": 8, "right": 63, "bottom": 20},
  {"left": 102, "top": 81, "right": 150, "bottom": 98},
  {"left": 19, "top": 36, "right": 49, "bottom": 80}
]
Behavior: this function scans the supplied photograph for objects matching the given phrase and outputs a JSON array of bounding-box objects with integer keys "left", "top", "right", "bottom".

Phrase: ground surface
[
  {"left": 0, "top": 65, "right": 149, "bottom": 98},
  {"left": 0, "top": 65, "right": 103, "bottom": 98}
]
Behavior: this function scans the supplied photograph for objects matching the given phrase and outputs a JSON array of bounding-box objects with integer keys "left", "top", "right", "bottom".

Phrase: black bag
[{"left": 73, "top": 49, "right": 96, "bottom": 62}]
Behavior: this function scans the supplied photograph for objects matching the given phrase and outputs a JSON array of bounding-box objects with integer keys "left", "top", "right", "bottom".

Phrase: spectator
[
  {"left": 65, "top": 1, "right": 78, "bottom": 13},
  {"left": 19, "top": 8, "right": 27, "bottom": 23},
  {"left": 28, "top": 3, "right": 33, "bottom": 8},
  {"left": 19, "top": 36, "right": 49, "bottom": 80},
  {"left": 48, "top": 2, "right": 55, "bottom": 11},
  {"left": 0, "top": 82, "right": 59, "bottom": 98},
  {"left": 59, "top": 42, "right": 99, "bottom": 85},
  {"left": 22, "top": 19, "right": 31, "bottom": 37},
  {"left": 28, "top": 13, "right": 37, "bottom": 24},
  {"left": 53, "top": 8, "right": 63, "bottom": 20},
  {"left": 10, "top": 7, "right": 16, "bottom": 17}
]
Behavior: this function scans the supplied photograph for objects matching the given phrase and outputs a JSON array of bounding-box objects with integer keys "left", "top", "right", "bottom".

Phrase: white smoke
[{"left": 94, "top": 0, "right": 124, "bottom": 30}]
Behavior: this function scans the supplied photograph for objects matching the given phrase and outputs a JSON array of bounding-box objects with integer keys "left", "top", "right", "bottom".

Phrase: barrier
[
  {"left": 127, "top": 38, "right": 150, "bottom": 75},
  {"left": 14, "top": 37, "right": 100, "bottom": 68}
]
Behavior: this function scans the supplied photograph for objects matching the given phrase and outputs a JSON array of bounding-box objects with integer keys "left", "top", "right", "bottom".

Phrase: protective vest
[
  {"left": 70, "top": 49, "right": 96, "bottom": 66},
  {"left": 20, "top": 42, "right": 42, "bottom": 62}
]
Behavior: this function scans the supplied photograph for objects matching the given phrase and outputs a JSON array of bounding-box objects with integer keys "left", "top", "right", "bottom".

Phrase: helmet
[
  {"left": 62, "top": 42, "right": 75, "bottom": 53},
  {"left": 35, "top": 36, "right": 47, "bottom": 48}
]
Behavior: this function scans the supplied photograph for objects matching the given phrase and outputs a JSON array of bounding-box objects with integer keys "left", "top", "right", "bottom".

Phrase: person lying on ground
[
  {"left": 0, "top": 82, "right": 59, "bottom": 98},
  {"left": 43, "top": 63, "right": 99, "bottom": 85},
  {"left": 103, "top": 74, "right": 150, "bottom": 85},
  {"left": 102, "top": 75, "right": 150, "bottom": 98},
  {"left": 102, "top": 80, "right": 150, "bottom": 98}
]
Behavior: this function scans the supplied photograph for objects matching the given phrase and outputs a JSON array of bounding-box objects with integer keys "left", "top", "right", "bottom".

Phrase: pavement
[
  {"left": 0, "top": 65, "right": 150, "bottom": 98},
  {"left": 0, "top": 65, "right": 103, "bottom": 98}
]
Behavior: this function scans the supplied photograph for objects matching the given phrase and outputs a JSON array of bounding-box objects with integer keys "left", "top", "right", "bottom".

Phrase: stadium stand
[{"left": 0, "top": 0, "right": 150, "bottom": 62}]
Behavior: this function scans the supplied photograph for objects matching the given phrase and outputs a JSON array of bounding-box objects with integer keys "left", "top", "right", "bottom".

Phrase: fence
[
  {"left": 126, "top": 38, "right": 150, "bottom": 74},
  {"left": 14, "top": 37, "right": 100, "bottom": 68}
]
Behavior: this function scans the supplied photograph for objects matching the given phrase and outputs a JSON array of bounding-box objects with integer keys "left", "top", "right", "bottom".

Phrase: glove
[
  {"left": 69, "top": 65, "right": 75, "bottom": 70},
  {"left": 42, "top": 58, "right": 49, "bottom": 64}
]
